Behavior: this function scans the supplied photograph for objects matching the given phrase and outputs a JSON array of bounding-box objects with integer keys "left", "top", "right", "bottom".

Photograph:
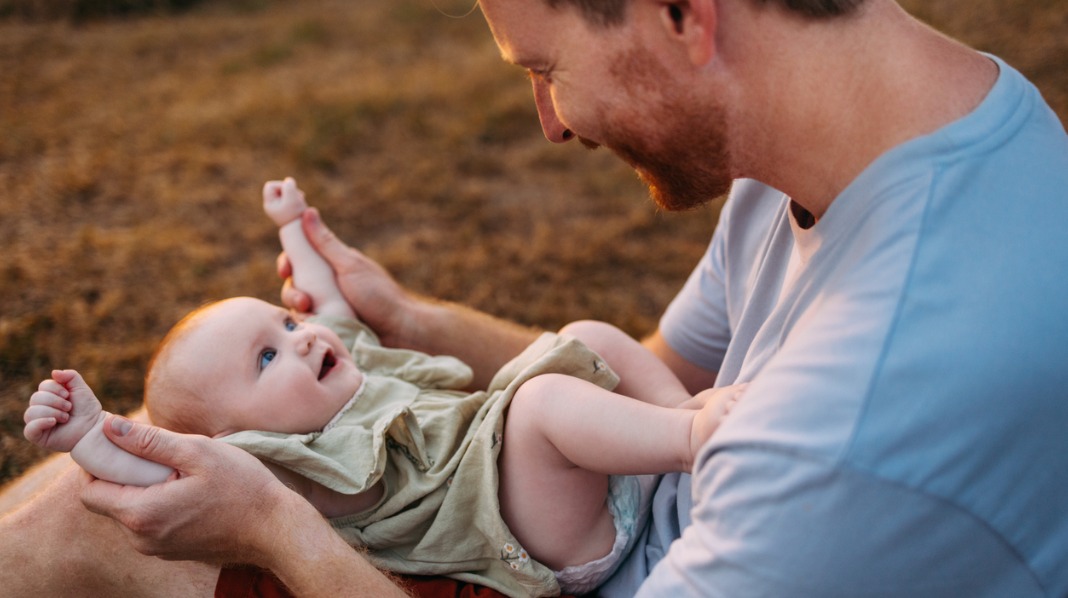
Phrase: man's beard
[
  {"left": 596, "top": 47, "right": 733, "bottom": 211},
  {"left": 609, "top": 114, "right": 732, "bottom": 211}
]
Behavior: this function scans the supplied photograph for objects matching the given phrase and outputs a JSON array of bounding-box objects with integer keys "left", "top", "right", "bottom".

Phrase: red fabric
[
  {"left": 215, "top": 567, "right": 292, "bottom": 598},
  {"left": 401, "top": 575, "right": 513, "bottom": 598},
  {"left": 216, "top": 566, "right": 575, "bottom": 598}
]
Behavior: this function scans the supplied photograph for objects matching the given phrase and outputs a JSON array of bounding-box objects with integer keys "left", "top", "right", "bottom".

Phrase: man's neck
[{"left": 722, "top": 0, "right": 998, "bottom": 219}]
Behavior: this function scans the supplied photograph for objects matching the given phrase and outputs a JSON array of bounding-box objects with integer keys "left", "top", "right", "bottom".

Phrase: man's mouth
[{"left": 318, "top": 350, "right": 337, "bottom": 380}]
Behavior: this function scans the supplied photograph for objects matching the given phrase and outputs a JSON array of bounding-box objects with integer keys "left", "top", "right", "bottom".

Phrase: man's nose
[{"left": 531, "top": 78, "right": 573, "bottom": 144}]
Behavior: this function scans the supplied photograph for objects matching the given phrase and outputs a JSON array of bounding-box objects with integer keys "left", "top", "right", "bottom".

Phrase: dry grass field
[{"left": 1, "top": 0, "right": 1065, "bottom": 486}]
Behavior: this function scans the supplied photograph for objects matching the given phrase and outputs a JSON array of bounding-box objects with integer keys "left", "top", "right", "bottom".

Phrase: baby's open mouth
[{"left": 318, "top": 350, "right": 337, "bottom": 380}]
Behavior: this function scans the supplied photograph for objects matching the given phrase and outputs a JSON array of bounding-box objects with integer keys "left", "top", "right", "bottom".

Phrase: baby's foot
[
  {"left": 263, "top": 177, "right": 308, "bottom": 226},
  {"left": 23, "top": 369, "right": 104, "bottom": 454},
  {"left": 689, "top": 383, "right": 746, "bottom": 463}
]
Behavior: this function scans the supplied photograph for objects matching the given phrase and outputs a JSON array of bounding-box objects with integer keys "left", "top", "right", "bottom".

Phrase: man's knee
[{"left": 0, "top": 453, "right": 74, "bottom": 517}]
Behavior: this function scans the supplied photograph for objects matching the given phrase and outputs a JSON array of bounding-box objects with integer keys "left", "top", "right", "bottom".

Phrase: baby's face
[{"left": 174, "top": 297, "right": 363, "bottom": 436}]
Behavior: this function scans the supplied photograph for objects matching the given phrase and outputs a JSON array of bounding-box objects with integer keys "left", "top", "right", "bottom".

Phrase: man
[{"left": 3, "top": 0, "right": 1066, "bottom": 595}]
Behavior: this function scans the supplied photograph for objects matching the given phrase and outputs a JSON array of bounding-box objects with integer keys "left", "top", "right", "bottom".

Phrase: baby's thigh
[{"left": 497, "top": 387, "right": 617, "bottom": 571}]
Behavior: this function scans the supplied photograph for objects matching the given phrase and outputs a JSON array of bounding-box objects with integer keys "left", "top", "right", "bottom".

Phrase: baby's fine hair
[{"left": 143, "top": 302, "right": 221, "bottom": 436}]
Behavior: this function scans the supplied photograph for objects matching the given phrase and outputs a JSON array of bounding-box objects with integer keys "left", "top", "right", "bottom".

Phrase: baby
[{"left": 25, "top": 179, "right": 743, "bottom": 597}]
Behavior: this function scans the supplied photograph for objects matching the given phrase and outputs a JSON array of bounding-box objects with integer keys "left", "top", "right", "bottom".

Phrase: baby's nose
[{"left": 296, "top": 329, "right": 317, "bottom": 353}]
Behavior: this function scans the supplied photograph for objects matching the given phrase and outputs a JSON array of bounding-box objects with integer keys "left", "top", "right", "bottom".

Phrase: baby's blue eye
[
  {"left": 259, "top": 349, "right": 277, "bottom": 370},
  {"left": 284, "top": 318, "right": 298, "bottom": 331}
]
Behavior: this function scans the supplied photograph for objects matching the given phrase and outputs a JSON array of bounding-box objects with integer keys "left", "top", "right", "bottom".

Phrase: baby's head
[{"left": 145, "top": 297, "right": 363, "bottom": 438}]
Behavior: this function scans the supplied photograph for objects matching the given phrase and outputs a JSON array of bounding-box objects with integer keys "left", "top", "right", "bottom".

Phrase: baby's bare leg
[
  {"left": 0, "top": 409, "right": 219, "bottom": 597},
  {"left": 559, "top": 320, "right": 691, "bottom": 407},
  {"left": 498, "top": 374, "right": 695, "bottom": 570}
]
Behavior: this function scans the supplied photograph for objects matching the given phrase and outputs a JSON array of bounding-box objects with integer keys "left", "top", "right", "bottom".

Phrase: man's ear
[{"left": 658, "top": 0, "right": 716, "bottom": 66}]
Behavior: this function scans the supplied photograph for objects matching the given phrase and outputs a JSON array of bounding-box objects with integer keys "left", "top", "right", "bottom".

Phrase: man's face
[{"left": 481, "top": 0, "right": 732, "bottom": 210}]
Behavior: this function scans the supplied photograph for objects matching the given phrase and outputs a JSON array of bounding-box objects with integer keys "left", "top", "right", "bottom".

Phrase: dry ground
[{"left": 1, "top": 0, "right": 1065, "bottom": 486}]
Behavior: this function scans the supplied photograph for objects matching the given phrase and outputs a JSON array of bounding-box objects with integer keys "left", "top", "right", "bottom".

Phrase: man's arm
[
  {"left": 80, "top": 415, "right": 409, "bottom": 597},
  {"left": 245, "top": 478, "right": 406, "bottom": 596},
  {"left": 280, "top": 208, "right": 540, "bottom": 389},
  {"left": 643, "top": 330, "right": 719, "bottom": 394}
]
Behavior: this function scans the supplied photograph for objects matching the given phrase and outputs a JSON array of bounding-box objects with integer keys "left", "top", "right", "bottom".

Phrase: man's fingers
[
  {"left": 276, "top": 251, "right": 293, "bottom": 279},
  {"left": 301, "top": 208, "right": 352, "bottom": 267},
  {"left": 79, "top": 477, "right": 160, "bottom": 550},
  {"left": 280, "top": 276, "right": 313, "bottom": 313}
]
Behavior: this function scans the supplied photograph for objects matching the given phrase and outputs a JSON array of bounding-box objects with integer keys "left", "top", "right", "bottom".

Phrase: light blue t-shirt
[{"left": 605, "top": 56, "right": 1068, "bottom": 596}]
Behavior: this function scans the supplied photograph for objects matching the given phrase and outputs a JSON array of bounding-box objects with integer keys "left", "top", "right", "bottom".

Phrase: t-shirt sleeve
[{"left": 658, "top": 204, "right": 733, "bottom": 373}]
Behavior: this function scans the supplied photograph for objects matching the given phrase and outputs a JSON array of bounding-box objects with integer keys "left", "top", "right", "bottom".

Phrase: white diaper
[{"left": 553, "top": 474, "right": 655, "bottom": 595}]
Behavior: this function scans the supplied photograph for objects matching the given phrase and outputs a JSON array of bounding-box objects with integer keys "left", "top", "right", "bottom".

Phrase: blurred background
[{"left": 1, "top": 0, "right": 1065, "bottom": 486}]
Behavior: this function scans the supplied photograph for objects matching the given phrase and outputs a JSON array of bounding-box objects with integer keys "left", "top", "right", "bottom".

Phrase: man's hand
[
  {"left": 278, "top": 208, "right": 414, "bottom": 346},
  {"left": 80, "top": 415, "right": 293, "bottom": 566},
  {"left": 278, "top": 207, "right": 540, "bottom": 388},
  {"left": 81, "top": 415, "right": 409, "bottom": 595}
]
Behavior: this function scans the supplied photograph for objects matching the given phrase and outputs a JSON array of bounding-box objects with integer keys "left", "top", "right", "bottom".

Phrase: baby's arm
[
  {"left": 263, "top": 177, "right": 355, "bottom": 319},
  {"left": 23, "top": 370, "right": 174, "bottom": 486}
]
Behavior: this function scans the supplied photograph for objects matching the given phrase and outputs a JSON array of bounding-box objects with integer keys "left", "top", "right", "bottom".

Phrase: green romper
[{"left": 221, "top": 315, "right": 621, "bottom": 597}]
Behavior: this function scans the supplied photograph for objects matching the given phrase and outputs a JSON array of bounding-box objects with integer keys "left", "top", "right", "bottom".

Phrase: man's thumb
[
  {"left": 101, "top": 414, "right": 181, "bottom": 467},
  {"left": 302, "top": 208, "right": 348, "bottom": 264}
]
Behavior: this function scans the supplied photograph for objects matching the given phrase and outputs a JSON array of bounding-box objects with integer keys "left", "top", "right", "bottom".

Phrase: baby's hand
[
  {"left": 263, "top": 177, "right": 309, "bottom": 226},
  {"left": 24, "top": 369, "right": 104, "bottom": 453},
  {"left": 689, "top": 383, "right": 747, "bottom": 462}
]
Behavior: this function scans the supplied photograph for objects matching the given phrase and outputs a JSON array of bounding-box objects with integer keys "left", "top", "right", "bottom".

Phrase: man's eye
[
  {"left": 259, "top": 349, "right": 277, "bottom": 370},
  {"left": 284, "top": 318, "right": 298, "bottom": 331}
]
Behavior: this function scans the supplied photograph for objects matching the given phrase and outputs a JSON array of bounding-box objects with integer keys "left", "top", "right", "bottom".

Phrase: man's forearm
[
  {"left": 402, "top": 298, "right": 541, "bottom": 389},
  {"left": 264, "top": 493, "right": 408, "bottom": 597},
  {"left": 642, "top": 331, "right": 719, "bottom": 394}
]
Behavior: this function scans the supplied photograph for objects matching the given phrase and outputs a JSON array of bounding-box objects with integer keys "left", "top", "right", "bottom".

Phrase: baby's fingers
[
  {"left": 36, "top": 378, "right": 70, "bottom": 399},
  {"left": 52, "top": 369, "right": 90, "bottom": 392},
  {"left": 24, "top": 403, "right": 70, "bottom": 425},
  {"left": 29, "top": 389, "right": 73, "bottom": 411},
  {"left": 23, "top": 413, "right": 60, "bottom": 442}
]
